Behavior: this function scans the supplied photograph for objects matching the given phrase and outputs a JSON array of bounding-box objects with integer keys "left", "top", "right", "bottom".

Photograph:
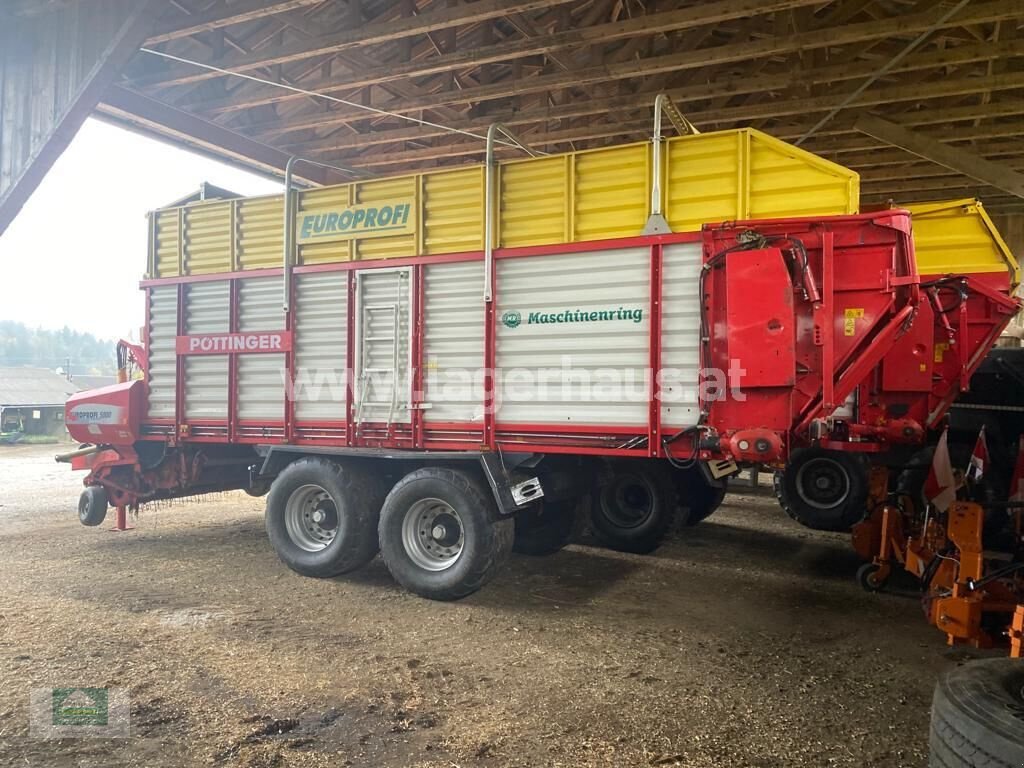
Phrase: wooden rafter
[
  {"left": 83, "top": 0, "right": 1023, "bottom": 212},
  {"left": 854, "top": 112, "right": 1024, "bottom": 198}
]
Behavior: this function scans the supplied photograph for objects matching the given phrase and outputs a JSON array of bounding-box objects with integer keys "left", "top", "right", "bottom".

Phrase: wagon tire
[
  {"left": 513, "top": 498, "right": 579, "bottom": 556},
  {"left": 265, "top": 457, "right": 384, "bottom": 578},
  {"left": 78, "top": 486, "right": 108, "bottom": 527},
  {"left": 929, "top": 659, "right": 1024, "bottom": 767},
  {"left": 675, "top": 469, "right": 727, "bottom": 527},
  {"left": 378, "top": 467, "right": 514, "bottom": 601},
  {"left": 590, "top": 460, "right": 676, "bottom": 554},
  {"left": 776, "top": 448, "right": 868, "bottom": 532}
]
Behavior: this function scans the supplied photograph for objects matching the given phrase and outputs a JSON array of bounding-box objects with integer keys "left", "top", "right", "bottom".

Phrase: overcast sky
[{"left": 0, "top": 119, "right": 282, "bottom": 341}]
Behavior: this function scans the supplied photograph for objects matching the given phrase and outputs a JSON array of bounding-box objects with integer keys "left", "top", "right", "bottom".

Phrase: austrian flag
[
  {"left": 1011, "top": 436, "right": 1024, "bottom": 504},
  {"left": 924, "top": 428, "right": 957, "bottom": 513},
  {"left": 967, "top": 426, "right": 989, "bottom": 483}
]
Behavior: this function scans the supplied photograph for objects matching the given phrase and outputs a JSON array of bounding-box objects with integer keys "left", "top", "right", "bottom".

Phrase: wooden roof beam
[
  {"left": 97, "top": 84, "right": 336, "bottom": 185},
  {"left": 284, "top": 96, "right": 1024, "bottom": 158},
  {"left": 146, "top": 0, "right": 327, "bottom": 45},
  {"left": 839, "top": 140, "right": 1023, "bottom": 169},
  {"left": 135, "top": 0, "right": 579, "bottom": 89},
  {"left": 237, "top": 1, "right": 1024, "bottom": 139},
  {"left": 187, "top": 0, "right": 827, "bottom": 115},
  {"left": 261, "top": 59, "right": 1024, "bottom": 154},
  {"left": 306, "top": 115, "right": 1024, "bottom": 170},
  {"left": 854, "top": 112, "right": 1024, "bottom": 198}
]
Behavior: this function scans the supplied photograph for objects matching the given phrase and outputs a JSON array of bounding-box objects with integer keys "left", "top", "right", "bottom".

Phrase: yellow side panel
[
  {"left": 146, "top": 127, "right": 864, "bottom": 274},
  {"left": 238, "top": 196, "right": 284, "bottom": 270},
  {"left": 155, "top": 210, "right": 181, "bottom": 277},
  {"left": 298, "top": 185, "right": 352, "bottom": 265},
  {"left": 665, "top": 132, "right": 742, "bottom": 232},
  {"left": 500, "top": 156, "right": 568, "bottom": 248},
  {"left": 665, "top": 129, "right": 859, "bottom": 232},
  {"left": 354, "top": 177, "right": 416, "bottom": 260},
  {"left": 423, "top": 167, "right": 484, "bottom": 254},
  {"left": 574, "top": 143, "right": 649, "bottom": 241},
  {"left": 907, "top": 199, "right": 1020, "bottom": 286},
  {"left": 184, "top": 201, "right": 232, "bottom": 275},
  {"left": 747, "top": 130, "right": 859, "bottom": 219}
]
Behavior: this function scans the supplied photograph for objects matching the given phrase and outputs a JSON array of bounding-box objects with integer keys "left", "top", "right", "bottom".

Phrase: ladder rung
[
  {"left": 361, "top": 367, "right": 396, "bottom": 374},
  {"left": 364, "top": 336, "right": 394, "bottom": 342},
  {"left": 364, "top": 303, "right": 397, "bottom": 312},
  {"left": 359, "top": 401, "right": 397, "bottom": 408}
]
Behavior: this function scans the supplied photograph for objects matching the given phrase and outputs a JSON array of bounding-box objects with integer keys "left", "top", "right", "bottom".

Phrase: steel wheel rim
[
  {"left": 285, "top": 483, "right": 340, "bottom": 552},
  {"left": 795, "top": 457, "right": 851, "bottom": 510},
  {"left": 402, "top": 498, "right": 465, "bottom": 572},
  {"left": 604, "top": 475, "right": 654, "bottom": 529}
]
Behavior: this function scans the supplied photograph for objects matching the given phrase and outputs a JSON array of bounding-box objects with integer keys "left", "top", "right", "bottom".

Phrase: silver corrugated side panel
[
  {"left": 494, "top": 247, "right": 651, "bottom": 427},
  {"left": 659, "top": 242, "right": 702, "bottom": 429},
  {"left": 294, "top": 272, "right": 349, "bottom": 422},
  {"left": 423, "top": 261, "right": 485, "bottom": 424},
  {"left": 146, "top": 285, "right": 179, "bottom": 420},
  {"left": 237, "top": 276, "right": 285, "bottom": 421},
  {"left": 184, "top": 281, "right": 229, "bottom": 420}
]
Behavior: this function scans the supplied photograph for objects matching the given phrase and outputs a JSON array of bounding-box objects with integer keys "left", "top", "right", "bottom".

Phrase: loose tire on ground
[
  {"left": 929, "top": 659, "right": 1024, "bottom": 767},
  {"left": 513, "top": 498, "right": 579, "bottom": 556},
  {"left": 78, "top": 486, "right": 108, "bottom": 527},
  {"left": 590, "top": 460, "right": 676, "bottom": 554},
  {"left": 265, "top": 457, "right": 384, "bottom": 578},
  {"left": 378, "top": 467, "right": 514, "bottom": 601},
  {"left": 775, "top": 448, "right": 868, "bottom": 532},
  {"left": 674, "top": 469, "right": 727, "bottom": 527}
]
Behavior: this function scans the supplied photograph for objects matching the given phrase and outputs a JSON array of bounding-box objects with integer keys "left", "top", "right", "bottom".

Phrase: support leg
[{"left": 111, "top": 504, "right": 135, "bottom": 532}]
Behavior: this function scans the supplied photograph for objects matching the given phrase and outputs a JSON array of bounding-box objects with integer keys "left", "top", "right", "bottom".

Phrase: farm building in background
[{"left": 0, "top": 368, "right": 81, "bottom": 438}]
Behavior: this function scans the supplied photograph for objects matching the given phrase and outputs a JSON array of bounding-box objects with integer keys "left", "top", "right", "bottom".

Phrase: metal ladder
[{"left": 354, "top": 276, "right": 405, "bottom": 431}]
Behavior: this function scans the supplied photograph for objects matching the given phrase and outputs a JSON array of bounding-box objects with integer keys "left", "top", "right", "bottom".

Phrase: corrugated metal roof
[
  {"left": 0, "top": 367, "right": 80, "bottom": 407},
  {"left": 71, "top": 375, "right": 117, "bottom": 391}
]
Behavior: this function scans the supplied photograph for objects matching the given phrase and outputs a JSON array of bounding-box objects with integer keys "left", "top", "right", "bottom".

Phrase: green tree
[{"left": 0, "top": 321, "right": 116, "bottom": 375}]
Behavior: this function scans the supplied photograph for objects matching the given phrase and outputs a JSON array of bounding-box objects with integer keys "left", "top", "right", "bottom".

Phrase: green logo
[
  {"left": 52, "top": 688, "right": 108, "bottom": 726},
  {"left": 501, "top": 310, "right": 522, "bottom": 329},
  {"left": 501, "top": 307, "right": 644, "bottom": 328}
]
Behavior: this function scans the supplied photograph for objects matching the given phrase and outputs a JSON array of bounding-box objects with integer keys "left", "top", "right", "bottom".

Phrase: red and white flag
[
  {"left": 967, "top": 426, "right": 989, "bottom": 483},
  {"left": 924, "top": 428, "right": 957, "bottom": 513},
  {"left": 1010, "top": 436, "right": 1024, "bottom": 504}
]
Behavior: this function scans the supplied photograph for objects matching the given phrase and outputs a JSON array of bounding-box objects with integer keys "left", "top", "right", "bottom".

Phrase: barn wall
[{"left": 0, "top": 1, "right": 159, "bottom": 235}]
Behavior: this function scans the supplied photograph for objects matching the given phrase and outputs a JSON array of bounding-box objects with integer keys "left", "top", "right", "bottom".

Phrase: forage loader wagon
[
  {"left": 774, "top": 198, "right": 1020, "bottom": 532},
  {"left": 59, "top": 109, "right": 1018, "bottom": 600}
]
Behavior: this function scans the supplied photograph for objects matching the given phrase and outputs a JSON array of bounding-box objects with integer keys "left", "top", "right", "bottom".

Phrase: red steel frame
[
  {"left": 113, "top": 210, "right": 1015, "bottom": 465},
  {"left": 137, "top": 230, "right": 711, "bottom": 458}
]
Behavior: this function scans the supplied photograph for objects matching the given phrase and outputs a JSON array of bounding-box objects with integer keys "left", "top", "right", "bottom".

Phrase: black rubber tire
[
  {"left": 856, "top": 562, "right": 888, "bottom": 593},
  {"left": 513, "top": 498, "right": 578, "bottom": 556},
  {"left": 590, "top": 460, "right": 676, "bottom": 554},
  {"left": 244, "top": 482, "right": 271, "bottom": 498},
  {"left": 265, "top": 457, "right": 384, "bottom": 578},
  {"left": 675, "top": 469, "right": 727, "bottom": 527},
  {"left": 775, "top": 448, "right": 869, "bottom": 532},
  {"left": 78, "top": 486, "right": 108, "bottom": 527},
  {"left": 929, "top": 659, "right": 1024, "bottom": 767},
  {"left": 378, "top": 467, "right": 514, "bottom": 601}
]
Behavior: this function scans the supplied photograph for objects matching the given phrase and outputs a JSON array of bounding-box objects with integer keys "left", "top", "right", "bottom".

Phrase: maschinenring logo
[
  {"left": 500, "top": 307, "right": 643, "bottom": 328},
  {"left": 52, "top": 688, "right": 108, "bottom": 726},
  {"left": 501, "top": 310, "right": 522, "bottom": 329}
]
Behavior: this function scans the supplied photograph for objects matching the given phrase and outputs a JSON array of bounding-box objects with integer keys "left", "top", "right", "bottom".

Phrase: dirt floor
[{"left": 0, "top": 443, "right": 992, "bottom": 767}]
